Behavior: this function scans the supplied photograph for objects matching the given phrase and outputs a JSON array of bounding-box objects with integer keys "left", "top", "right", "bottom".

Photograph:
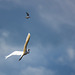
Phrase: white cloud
[
  {"left": 21, "top": 66, "right": 55, "bottom": 75},
  {"left": 57, "top": 57, "right": 64, "bottom": 63},
  {"left": 38, "top": 0, "right": 75, "bottom": 29},
  {"left": 2, "top": 31, "right": 9, "bottom": 38},
  {"left": 0, "top": 30, "right": 9, "bottom": 38},
  {"left": 56, "top": 47, "right": 75, "bottom": 63},
  {"left": 0, "top": 38, "right": 20, "bottom": 54},
  {"left": 67, "top": 48, "right": 75, "bottom": 60}
]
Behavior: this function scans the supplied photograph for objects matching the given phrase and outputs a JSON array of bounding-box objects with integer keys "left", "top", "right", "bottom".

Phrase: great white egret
[
  {"left": 5, "top": 33, "right": 30, "bottom": 61},
  {"left": 25, "top": 12, "right": 30, "bottom": 19}
]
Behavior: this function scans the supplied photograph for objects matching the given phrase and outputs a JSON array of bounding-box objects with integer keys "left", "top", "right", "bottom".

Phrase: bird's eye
[{"left": 28, "top": 49, "right": 30, "bottom": 51}]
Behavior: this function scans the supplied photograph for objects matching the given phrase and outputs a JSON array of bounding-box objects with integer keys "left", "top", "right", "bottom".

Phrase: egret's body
[{"left": 5, "top": 33, "right": 30, "bottom": 61}]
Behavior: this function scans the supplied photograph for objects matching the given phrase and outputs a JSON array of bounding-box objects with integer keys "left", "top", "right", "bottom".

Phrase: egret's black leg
[{"left": 19, "top": 55, "right": 24, "bottom": 61}]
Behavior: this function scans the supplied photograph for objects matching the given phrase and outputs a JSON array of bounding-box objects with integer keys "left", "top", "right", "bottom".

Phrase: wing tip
[
  {"left": 28, "top": 33, "right": 30, "bottom": 36},
  {"left": 5, "top": 56, "right": 8, "bottom": 59},
  {"left": 28, "top": 33, "right": 30, "bottom": 34}
]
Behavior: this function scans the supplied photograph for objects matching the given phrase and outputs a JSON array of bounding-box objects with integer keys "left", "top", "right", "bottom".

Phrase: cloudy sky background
[{"left": 0, "top": 0, "right": 75, "bottom": 75}]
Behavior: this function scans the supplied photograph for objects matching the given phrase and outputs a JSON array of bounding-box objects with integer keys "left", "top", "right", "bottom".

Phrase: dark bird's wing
[{"left": 26, "top": 12, "right": 29, "bottom": 16}]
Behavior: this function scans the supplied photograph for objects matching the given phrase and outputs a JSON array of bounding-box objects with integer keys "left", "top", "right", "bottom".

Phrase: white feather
[{"left": 5, "top": 51, "right": 23, "bottom": 59}]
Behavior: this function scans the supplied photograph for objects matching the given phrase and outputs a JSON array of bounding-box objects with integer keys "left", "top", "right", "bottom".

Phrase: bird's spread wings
[
  {"left": 23, "top": 33, "right": 30, "bottom": 54},
  {"left": 26, "top": 12, "right": 29, "bottom": 16},
  {"left": 5, "top": 51, "right": 23, "bottom": 59}
]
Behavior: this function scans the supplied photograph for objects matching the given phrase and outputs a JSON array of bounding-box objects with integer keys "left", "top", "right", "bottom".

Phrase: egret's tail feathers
[
  {"left": 5, "top": 56, "right": 7, "bottom": 59},
  {"left": 5, "top": 55, "right": 11, "bottom": 59}
]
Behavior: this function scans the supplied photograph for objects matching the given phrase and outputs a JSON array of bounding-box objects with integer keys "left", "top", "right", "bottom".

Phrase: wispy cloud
[
  {"left": 38, "top": 0, "right": 75, "bottom": 30},
  {"left": 0, "top": 30, "right": 9, "bottom": 38},
  {"left": 0, "top": 30, "right": 22, "bottom": 57},
  {"left": 67, "top": 48, "right": 75, "bottom": 61},
  {"left": 0, "top": 0, "right": 75, "bottom": 75},
  {"left": 20, "top": 66, "right": 55, "bottom": 75}
]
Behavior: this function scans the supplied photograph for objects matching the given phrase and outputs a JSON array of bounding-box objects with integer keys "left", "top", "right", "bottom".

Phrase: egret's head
[{"left": 27, "top": 49, "right": 30, "bottom": 52}]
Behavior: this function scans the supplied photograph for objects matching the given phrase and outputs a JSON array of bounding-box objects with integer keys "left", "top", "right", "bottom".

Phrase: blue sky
[{"left": 0, "top": 0, "right": 75, "bottom": 75}]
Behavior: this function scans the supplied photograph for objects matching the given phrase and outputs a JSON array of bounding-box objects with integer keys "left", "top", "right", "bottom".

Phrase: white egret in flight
[{"left": 5, "top": 33, "right": 30, "bottom": 61}]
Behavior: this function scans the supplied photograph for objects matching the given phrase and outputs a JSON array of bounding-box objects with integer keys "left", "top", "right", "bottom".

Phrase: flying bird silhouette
[
  {"left": 25, "top": 12, "right": 30, "bottom": 19},
  {"left": 5, "top": 33, "right": 30, "bottom": 61}
]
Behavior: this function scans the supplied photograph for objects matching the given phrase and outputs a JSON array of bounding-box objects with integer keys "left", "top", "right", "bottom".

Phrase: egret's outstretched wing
[
  {"left": 5, "top": 51, "right": 23, "bottom": 59},
  {"left": 23, "top": 33, "right": 30, "bottom": 54}
]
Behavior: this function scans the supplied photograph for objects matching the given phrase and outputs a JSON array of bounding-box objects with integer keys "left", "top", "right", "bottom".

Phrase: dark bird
[{"left": 25, "top": 12, "right": 30, "bottom": 19}]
